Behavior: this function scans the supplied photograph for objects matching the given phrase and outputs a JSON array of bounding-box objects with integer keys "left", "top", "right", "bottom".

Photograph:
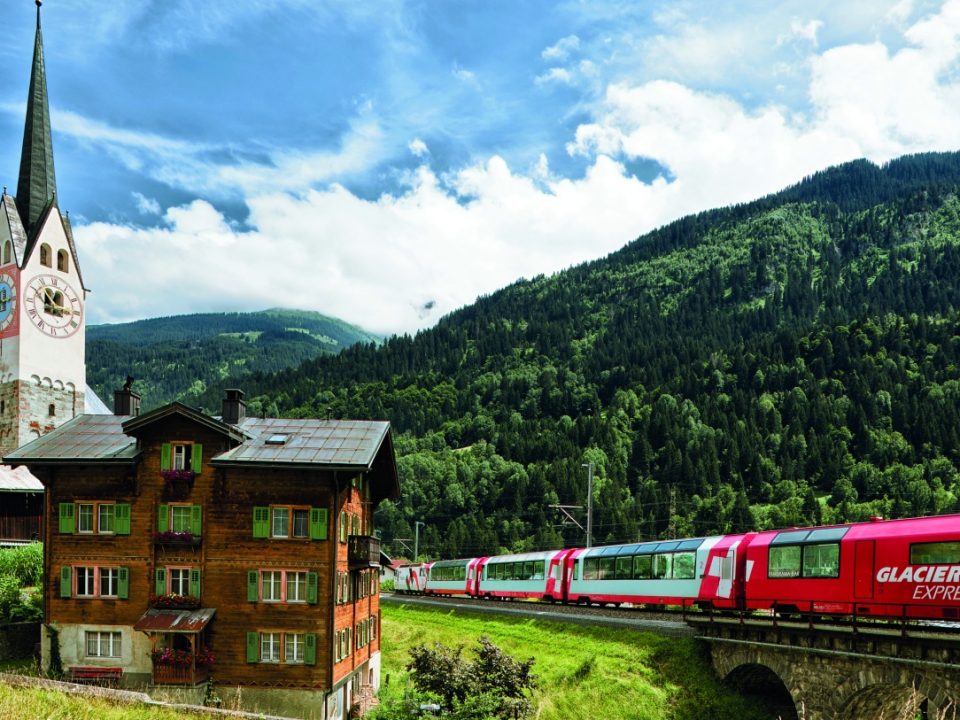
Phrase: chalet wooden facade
[{"left": 5, "top": 390, "right": 399, "bottom": 720}]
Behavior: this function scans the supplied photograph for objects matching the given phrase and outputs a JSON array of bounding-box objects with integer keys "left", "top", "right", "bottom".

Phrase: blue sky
[{"left": 1, "top": 0, "right": 958, "bottom": 334}]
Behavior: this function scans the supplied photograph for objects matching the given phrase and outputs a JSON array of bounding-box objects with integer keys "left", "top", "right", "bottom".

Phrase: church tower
[{"left": 0, "top": 1, "right": 86, "bottom": 456}]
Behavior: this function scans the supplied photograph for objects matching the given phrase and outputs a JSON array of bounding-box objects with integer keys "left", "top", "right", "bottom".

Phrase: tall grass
[
  {"left": 0, "top": 681, "right": 210, "bottom": 720},
  {"left": 377, "top": 604, "right": 769, "bottom": 720}
]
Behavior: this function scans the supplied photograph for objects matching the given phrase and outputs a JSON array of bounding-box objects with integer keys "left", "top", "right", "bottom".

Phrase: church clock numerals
[
  {"left": 24, "top": 273, "right": 82, "bottom": 338},
  {"left": 0, "top": 272, "right": 17, "bottom": 335}
]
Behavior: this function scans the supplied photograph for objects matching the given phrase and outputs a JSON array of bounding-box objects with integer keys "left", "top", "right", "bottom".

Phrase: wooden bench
[{"left": 67, "top": 666, "right": 123, "bottom": 685}]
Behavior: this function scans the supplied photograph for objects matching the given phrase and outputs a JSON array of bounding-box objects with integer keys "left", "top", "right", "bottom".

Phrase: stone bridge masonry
[{"left": 690, "top": 615, "right": 960, "bottom": 720}]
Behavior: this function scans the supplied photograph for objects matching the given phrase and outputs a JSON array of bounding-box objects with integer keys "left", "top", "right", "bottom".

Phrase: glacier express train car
[
  {"left": 741, "top": 514, "right": 960, "bottom": 620},
  {"left": 477, "top": 549, "right": 578, "bottom": 601},
  {"left": 563, "top": 536, "right": 724, "bottom": 607},
  {"left": 425, "top": 557, "right": 487, "bottom": 597},
  {"left": 395, "top": 564, "right": 430, "bottom": 594}
]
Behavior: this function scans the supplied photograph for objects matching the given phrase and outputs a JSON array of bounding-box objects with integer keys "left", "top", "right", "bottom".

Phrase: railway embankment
[{"left": 382, "top": 592, "right": 696, "bottom": 637}]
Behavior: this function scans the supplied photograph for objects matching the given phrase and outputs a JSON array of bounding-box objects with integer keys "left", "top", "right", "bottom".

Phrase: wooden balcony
[
  {"left": 152, "top": 664, "right": 209, "bottom": 686},
  {"left": 0, "top": 514, "right": 42, "bottom": 544},
  {"left": 348, "top": 535, "right": 381, "bottom": 568}
]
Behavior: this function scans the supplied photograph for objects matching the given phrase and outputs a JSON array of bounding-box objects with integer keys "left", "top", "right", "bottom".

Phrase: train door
[
  {"left": 717, "top": 541, "right": 738, "bottom": 600},
  {"left": 854, "top": 540, "right": 875, "bottom": 599}
]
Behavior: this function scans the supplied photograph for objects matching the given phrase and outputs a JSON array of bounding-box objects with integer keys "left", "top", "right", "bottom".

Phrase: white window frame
[
  {"left": 262, "top": 571, "right": 283, "bottom": 602},
  {"left": 168, "top": 567, "right": 191, "bottom": 596},
  {"left": 77, "top": 503, "right": 94, "bottom": 534},
  {"left": 285, "top": 633, "right": 305, "bottom": 664},
  {"left": 260, "top": 632, "right": 281, "bottom": 663},
  {"left": 98, "top": 504, "right": 115, "bottom": 534},
  {"left": 170, "top": 504, "right": 192, "bottom": 533},
  {"left": 85, "top": 631, "right": 121, "bottom": 658},
  {"left": 76, "top": 566, "right": 95, "bottom": 596},
  {"left": 286, "top": 572, "right": 307, "bottom": 603}
]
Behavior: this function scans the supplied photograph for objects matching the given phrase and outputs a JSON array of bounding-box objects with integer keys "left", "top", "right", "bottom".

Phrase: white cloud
[
  {"left": 542, "top": 35, "right": 581, "bottom": 61},
  {"left": 131, "top": 192, "right": 160, "bottom": 215},
  {"left": 535, "top": 67, "right": 575, "bottom": 86},
  {"left": 408, "top": 138, "right": 429, "bottom": 157},
  {"left": 48, "top": 107, "right": 385, "bottom": 199},
  {"left": 777, "top": 18, "right": 824, "bottom": 47}
]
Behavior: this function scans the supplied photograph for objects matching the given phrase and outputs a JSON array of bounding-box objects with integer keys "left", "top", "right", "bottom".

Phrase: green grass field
[{"left": 376, "top": 603, "right": 769, "bottom": 720}]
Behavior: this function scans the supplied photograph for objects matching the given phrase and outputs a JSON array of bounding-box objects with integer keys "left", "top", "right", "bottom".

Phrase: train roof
[
  {"left": 755, "top": 513, "right": 960, "bottom": 544},
  {"left": 580, "top": 536, "right": 722, "bottom": 557},
  {"left": 483, "top": 549, "right": 567, "bottom": 563}
]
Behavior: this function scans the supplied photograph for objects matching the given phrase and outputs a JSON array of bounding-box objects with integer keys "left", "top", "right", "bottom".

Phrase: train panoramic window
[
  {"left": 673, "top": 552, "right": 696, "bottom": 579},
  {"left": 599, "top": 557, "right": 615, "bottom": 580},
  {"left": 633, "top": 555, "right": 652, "bottom": 579},
  {"left": 653, "top": 554, "right": 673, "bottom": 579},
  {"left": 911, "top": 542, "right": 960, "bottom": 565},
  {"left": 802, "top": 543, "right": 840, "bottom": 578},
  {"left": 768, "top": 546, "right": 802, "bottom": 578},
  {"left": 583, "top": 558, "right": 597, "bottom": 581},
  {"left": 615, "top": 556, "right": 632, "bottom": 580}
]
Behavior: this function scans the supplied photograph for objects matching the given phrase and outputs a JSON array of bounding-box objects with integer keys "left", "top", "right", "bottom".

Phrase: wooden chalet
[{"left": 5, "top": 388, "right": 399, "bottom": 720}]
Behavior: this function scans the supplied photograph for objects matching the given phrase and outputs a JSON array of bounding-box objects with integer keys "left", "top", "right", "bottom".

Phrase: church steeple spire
[{"left": 15, "top": 0, "right": 57, "bottom": 236}]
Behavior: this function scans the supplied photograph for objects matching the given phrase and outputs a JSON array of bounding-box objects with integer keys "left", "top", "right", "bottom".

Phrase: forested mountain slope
[
  {"left": 193, "top": 152, "right": 960, "bottom": 559},
  {"left": 86, "top": 309, "right": 380, "bottom": 411}
]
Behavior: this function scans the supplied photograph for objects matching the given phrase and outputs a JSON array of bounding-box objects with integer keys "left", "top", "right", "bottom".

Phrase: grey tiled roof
[
  {"left": 214, "top": 417, "right": 391, "bottom": 469},
  {"left": 5, "top": 409, "right": 391, "bottom": 473},
  {"left": 6, "top": 414, "right": 138, "bottom": 463}
]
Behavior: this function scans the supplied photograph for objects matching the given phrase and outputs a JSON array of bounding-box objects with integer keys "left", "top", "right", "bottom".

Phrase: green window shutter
[
  {"left": 58, "top": 503, "right": 75, "bottom": 534},
  {"left": 246, "top": 632, "right": 259, "bottom": 663},
  {"left": 160, "top": 443, "right": 172, "bottom": 471},
  {"left": 309, "top": 508, "right": 328, "bottom": 540},
  {"left": 158, "top": 504, "right": 169, "bottom": 532},
  {"left": 307, "top": 571, "right": 318, "bottom": 604},
  {"left": 60, "top": 566, "right": 71, "bottom": 598},
  {"left": 191, "top": 443, "right": 203, "bottom": 474},
  {"left": 305, "top": 633, "right": 316, "bottom": 665},
  {"left": 118, "top": 567, "right": 129, "bottom": 599},
  {"left": 252, "top": 507, "right": 268, "bottom": 538},
  {"left": 339, "top": 511, "right": 346, "bottom": 542},
  {"left": 191, "top": 505, "right": 202, "bottom": 536},
  {"left": 155, "top": 568, "right": 166, "bottom": 596},
  {"left": 115, "top": 504, "right": 131, "bottom": 535},
  {"left": 247, "top": 570, "right": 259, "bottom": 602},
  {"left": 190, "top": 569, "right": 201, "bottom": 599}
]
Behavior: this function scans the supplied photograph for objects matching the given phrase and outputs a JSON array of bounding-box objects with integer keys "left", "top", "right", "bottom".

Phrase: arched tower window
[
  {"left": 39, "top": 243, "right": 51, "bottom": 267},
  {"left": 1, "top": 241, "right": 10, "bottom": 264},
  {"left": 48, "top": 403, "right": 55, "bottom": 417},
  {"left": 57, "top": 249, "right": 68, "bottom": 272}
]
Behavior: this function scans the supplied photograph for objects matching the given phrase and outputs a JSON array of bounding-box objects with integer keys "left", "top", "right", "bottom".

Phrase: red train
[{"left": 396, "top": 514, "right": 960, "bottom": 621}]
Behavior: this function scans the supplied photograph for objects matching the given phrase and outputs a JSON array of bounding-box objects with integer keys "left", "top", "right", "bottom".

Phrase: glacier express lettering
[
  {"left": 876, "top": 565, "right": 960, "bottom": 601},
  {"left": 876, "top": 565, "right": 960, "bottom": 583}
]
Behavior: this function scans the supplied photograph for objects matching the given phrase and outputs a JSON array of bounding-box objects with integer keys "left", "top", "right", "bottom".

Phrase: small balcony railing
[
  {"left": 348, "top": 535, "right": 381, "bottom": 568},
  {"left": 152, "top": 664, "right": 209, "bottom": 686},
  {"left": 153, "top": 531, "right": 201, "bottom": 548}
]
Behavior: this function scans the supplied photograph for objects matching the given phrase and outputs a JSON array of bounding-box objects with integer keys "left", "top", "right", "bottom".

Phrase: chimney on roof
[
  {"left": 114, "top": 376, "right": 141, "bottom": 416},
  {"left": 222, "top": 388, "right": 246, "bottom": 425}
]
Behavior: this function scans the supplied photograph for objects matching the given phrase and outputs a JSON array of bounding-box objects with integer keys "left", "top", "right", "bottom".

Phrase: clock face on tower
[
  {"left": 24, "top": 274, "right": 83, "bottom": 338},
  {"left": 0, "top": 272, "right": 16, "bottom": 335}
]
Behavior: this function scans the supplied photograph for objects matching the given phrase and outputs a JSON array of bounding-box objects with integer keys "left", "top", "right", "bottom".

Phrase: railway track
[{"left": 383, "top": 592, "right": 960, "bottom": 642}]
